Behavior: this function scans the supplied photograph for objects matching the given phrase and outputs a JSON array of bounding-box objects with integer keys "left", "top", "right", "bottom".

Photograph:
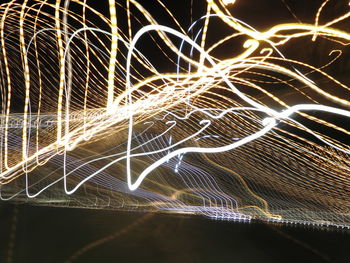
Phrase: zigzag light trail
[{"left": 0, "top": 0, "right": 350, "bottom": 226}]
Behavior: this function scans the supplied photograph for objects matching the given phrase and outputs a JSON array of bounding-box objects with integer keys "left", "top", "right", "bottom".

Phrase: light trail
[{"left": 0, "top": 0, "right": 350, "bottom": 226}]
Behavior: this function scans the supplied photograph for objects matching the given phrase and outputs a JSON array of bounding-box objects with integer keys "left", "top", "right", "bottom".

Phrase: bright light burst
[{"left": 1, "top": 0, "right": 350, "bottom": 227}]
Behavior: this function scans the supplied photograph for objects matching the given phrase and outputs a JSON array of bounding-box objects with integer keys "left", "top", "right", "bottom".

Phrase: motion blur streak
[{"left": 0, "top": 0, "right": 350, "bottom": 227}]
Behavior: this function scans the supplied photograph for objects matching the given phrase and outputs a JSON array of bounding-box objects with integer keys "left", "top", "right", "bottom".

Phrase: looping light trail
[{"left": 0, "top": 0, "right": 350, "bottom": 226}]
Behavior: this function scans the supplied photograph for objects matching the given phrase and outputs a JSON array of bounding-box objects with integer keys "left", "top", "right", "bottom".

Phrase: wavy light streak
[{"left": 0, "top": 0, "right": 350, "bottom": 227}]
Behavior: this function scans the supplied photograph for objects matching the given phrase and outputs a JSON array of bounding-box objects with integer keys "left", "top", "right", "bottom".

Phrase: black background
[{"left": 0, "top": 203, "right": 349, "bottom": 263}]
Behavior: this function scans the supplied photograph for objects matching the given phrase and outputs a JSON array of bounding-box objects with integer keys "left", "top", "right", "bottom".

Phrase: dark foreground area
[{"left": 0, "top": 204, "right": 349, "bottom": 263}]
